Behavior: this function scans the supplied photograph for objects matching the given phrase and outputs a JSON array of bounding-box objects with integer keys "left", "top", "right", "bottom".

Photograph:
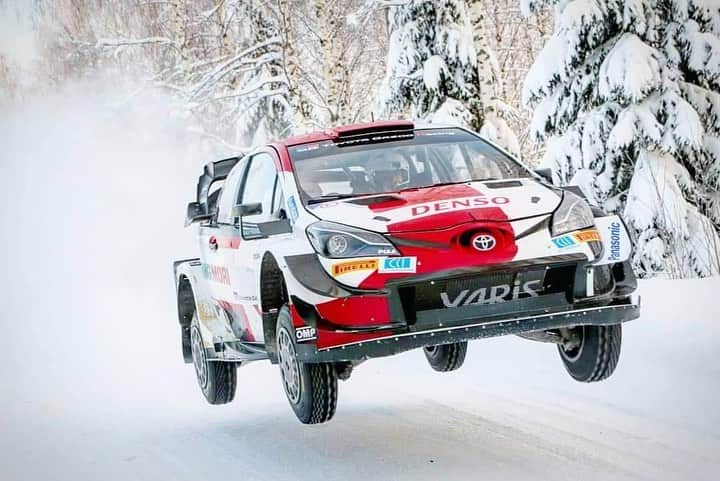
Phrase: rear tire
[
  {"left": 190, "top": 314, "right": 237, "bottom": 404},
  {"left": 423, "top": 342, "right": 467, "bottom": 372},
  {"left": 276, "top": 305, "right": 337, "bottom": 424},
  {"left": 558, "top": 324, "right": 622, "bottom": 382}
]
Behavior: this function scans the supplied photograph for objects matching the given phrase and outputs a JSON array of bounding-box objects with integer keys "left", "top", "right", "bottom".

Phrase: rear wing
[{"left": 185, "top": 156, "right": 242, "bottom": 226}]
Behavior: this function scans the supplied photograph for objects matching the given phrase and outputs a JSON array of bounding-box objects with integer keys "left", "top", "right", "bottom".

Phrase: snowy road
[
  {"left": 1, "top": 85, "right": 718, "bottom": 481},
  {"left": 3, "top": 278, "right": 719, "bottom": 481}
]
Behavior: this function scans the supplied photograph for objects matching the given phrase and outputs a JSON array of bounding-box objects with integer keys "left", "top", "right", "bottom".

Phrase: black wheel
[
  {"left": 276, "top": 305, "right": 337, "bottom": 424},
  {"left": 423, "top": 342, "right": 467, "bottom": 372},
  {"left": 558, "top": 324, "right": 622, "bottom": 382},
  {"left": 190, "top": 314, "right": 237, "bottom": 404}
]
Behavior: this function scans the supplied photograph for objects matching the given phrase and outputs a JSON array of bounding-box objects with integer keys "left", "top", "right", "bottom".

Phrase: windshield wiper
[
  {"left": 307, "top": 194, "right": 362, "bottom": 205},
  {"left": 393, "top": 180, "right": 481, "bottom": 194}
]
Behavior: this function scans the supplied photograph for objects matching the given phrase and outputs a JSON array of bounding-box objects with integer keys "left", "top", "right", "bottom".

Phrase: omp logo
[
  {"left": 608, "top": 222, "right": 622, "bottom": 260},
  {"left": 331, "top": 259, "right": 378, "bottom": 276},
  {"left": 379, "top": 257, "right": 417, "bottom": 273},
  {"left": 441, "top": 280, "right": 542, "bottom": 308},
  {"left": 295, "top": 326, "right": 317, "bottom": 343},
  {"left": 411, "top": 195, "right": 510, "bottom": 217}
]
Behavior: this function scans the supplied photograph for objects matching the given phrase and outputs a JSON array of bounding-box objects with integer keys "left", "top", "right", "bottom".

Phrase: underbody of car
[{"left": 173, "top": 121, "right": 640, "bottom": 424}]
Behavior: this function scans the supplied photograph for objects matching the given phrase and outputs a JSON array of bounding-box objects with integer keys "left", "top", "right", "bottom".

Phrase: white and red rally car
[{"left": 174, "top": 121, "right": 639, "bottom": 424}]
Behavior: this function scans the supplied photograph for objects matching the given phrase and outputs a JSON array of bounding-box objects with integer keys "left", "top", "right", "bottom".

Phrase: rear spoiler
[
  {"left": 185, "top": 156, "right": 241, "bottom": 226},
  {"left": 196, "top": 157, "right": 240, "bottom": 209}
]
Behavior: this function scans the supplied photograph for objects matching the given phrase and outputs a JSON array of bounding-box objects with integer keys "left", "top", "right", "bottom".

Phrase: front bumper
[
  {"left": 296, "top": 298, "right": 639, "bottom": 362},
  {"left": 291, "top": 253, "right": 640, "bottom": 362}
]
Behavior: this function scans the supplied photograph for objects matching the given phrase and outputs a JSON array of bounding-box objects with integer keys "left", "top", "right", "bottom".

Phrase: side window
[
  {"left": 241, "top": 153, "right": 278, "bottom": 222},
  {"left": 216, "top": 158, "right": 248, "bottom": 224},
  {"left": 271, "top": 176, "right": 285, "bottom": 216}
]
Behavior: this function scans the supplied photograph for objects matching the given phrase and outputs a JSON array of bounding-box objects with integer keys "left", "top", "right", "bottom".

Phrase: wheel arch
[
  {"left": 176, "top": 273, "right": 196, "bottom": 363},
  {"left": 259, "top": 251, "right": 289, "bottom": 363}
]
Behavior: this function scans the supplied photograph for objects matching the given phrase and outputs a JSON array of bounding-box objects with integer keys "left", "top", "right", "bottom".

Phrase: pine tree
[
  {"left": 233, "top": 2, "right": 293, "bottom": 145},
  {"left": 669, "top": 0, "right": 720, "bottom": 274},
  {"left": 380, "top": 0, "right": 483, "bottom": 131},
  {"left": 522, "top": 0, "right": 720, "bottom": 277},
  {"left": 468, "top": 0, "right": 521, "bottom": 156}
]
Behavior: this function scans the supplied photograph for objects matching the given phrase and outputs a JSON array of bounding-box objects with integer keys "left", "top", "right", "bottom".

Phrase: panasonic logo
[
  {"left": 441, "top": 280, "right": 542, "bottom": 308},
  {"left": 609, "top": 222, "right": 622, "bottom": 261}
]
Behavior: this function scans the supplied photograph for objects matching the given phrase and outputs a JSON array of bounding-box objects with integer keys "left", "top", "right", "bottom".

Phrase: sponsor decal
[
  {"left": 608, "top": 222, "right": 622, "bottom": 261},
  {"left": 331, "top": 259, "right": 379, "bottom": 276},
  {"left": 202, "top": 264, "right": 231, "bottom": 285},
  {"left": 573, "top": 229, "right": 601, "bottom": 243},
  {"left": 410, "top": 195, "right": 510, "bottom": 217},
  {"left": 287, "top": 195, "right": 299, "bottom": 222},
  {"left": 197, "top": 301, "right": 216, "bottom": 321},
  {"left": 379, "top": 256, "right": 417, "bottom": 273},
  {"left": 295, "top": 326, "right": 317, "bottom": 343},
  {"left": 552, "top": 228, "right": 601, "bottom": 249},
  {"left": 441, "top": 280, "right": 542, "bottom": 308},
  {"left": 552, "top": 235, "right": 576, "bottom": 248},
  {"left": 471, "top": 233, "right": 497, "bottom": 251}
]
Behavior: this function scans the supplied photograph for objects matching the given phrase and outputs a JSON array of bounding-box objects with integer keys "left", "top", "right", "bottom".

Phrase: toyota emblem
[{"left": 472, "top": 233, "right": 497, "bottom": 252}]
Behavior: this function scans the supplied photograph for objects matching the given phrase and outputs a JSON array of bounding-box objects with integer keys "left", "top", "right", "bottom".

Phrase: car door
[
  {"left": 198, "top": 157, "right": 249, "bottom": 337},
  {"left": 223, "top": 152, "right": 284, "bottom": 343}
]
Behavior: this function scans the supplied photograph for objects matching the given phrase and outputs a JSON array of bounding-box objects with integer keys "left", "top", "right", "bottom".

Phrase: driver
[{"left": 368, "top": 151, "right": 410, "bottom": 193}]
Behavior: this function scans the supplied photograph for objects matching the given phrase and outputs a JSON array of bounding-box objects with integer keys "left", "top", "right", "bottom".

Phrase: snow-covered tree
[
  {"left": 380, "top": 0, "right": 483, "bottom": 130},
  {"left": 231, "top": 2, "right": 293, "bottom": 145},
  {"left": 468, "top": 0, "right": 520, "bottom": 155},
  {"left": 669, "top": 1, "right": 720, "bottom": 274},
  {"left": 522, "top": 0, "right": 720, "bottom": 277}
]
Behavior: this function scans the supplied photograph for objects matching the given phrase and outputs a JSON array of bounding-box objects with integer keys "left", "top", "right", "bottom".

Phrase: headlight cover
[
  {"left": 551, "top": 191, "right": 594, "bottom": 236},
  {"left": 306, "top": 221, "right": 399, "bottom": 258}
]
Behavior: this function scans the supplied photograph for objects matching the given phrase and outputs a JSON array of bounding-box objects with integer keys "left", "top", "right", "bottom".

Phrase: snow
[
  {"left": 422, "top": 55, "right": 446, "bottom": 90},
  {"left": 2, "top": 82, "right": 720, "bottom": 481},
  {"left": 599, "top": 33, "right": 661, "bottom": 103},
  {"left": 522, "top": 35, "right": 567, "bottom": 104}
]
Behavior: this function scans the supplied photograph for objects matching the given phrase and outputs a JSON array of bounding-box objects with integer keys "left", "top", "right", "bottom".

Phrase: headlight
[
  {"left": 551, "top": 191, "right": 594, "bottom": 236},
  {"left": 307, "top": 221, "right": 399, "bottom": 258}
]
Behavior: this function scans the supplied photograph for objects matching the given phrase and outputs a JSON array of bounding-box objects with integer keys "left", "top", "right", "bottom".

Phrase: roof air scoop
[{"left": 327, "top": 121, "right": 415, "bottom": 146}]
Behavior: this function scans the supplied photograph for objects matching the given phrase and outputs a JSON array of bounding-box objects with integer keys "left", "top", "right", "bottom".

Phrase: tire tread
[{"left": 424, "top": 342, "right": 468, "bottom": 372}]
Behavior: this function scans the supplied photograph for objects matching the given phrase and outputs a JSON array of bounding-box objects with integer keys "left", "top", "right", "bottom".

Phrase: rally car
[{"left": 173, "top": 121, "right": 640, "bottom": 424}]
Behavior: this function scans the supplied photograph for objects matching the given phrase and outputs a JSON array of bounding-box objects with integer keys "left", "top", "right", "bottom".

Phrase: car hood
[{"left": 306, "top": 179, "right": 562, "bottom": 233}]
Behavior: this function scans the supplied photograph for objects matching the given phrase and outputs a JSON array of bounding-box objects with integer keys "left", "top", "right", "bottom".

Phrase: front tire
[
  {"left": 558, "top": 324, "right": 622, "bottom": 382},
  {"left": 276, "top": 305, "right": 337, "bottom": 424},
  {"left": 190, "top": 314, "right": 237, "bottom": 404},
  {"left": 423, "top": 342, "right": 467, "bottom": 372}
]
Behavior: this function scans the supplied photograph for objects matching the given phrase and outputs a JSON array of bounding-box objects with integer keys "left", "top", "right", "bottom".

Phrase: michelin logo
[{"left": 379, "top": 256, "right": 417, "bottom": 273}]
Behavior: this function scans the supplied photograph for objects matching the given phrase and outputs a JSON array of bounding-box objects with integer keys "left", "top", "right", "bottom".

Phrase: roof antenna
[{"left": 371, "top": 111, "right": 375, "bottom": 122}]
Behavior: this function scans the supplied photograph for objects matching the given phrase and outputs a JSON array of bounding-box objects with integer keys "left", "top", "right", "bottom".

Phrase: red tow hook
[{"left": 208, "top": 236, "right": 218, "bottom": 251}]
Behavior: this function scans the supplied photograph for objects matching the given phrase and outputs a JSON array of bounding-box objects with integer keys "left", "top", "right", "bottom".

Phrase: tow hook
[{"left": 335, "top": 362, "right": 353, "bottom": 381}]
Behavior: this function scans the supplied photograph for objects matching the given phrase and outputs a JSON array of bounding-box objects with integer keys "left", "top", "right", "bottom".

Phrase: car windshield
[{"left": 288, "top": 128, "right": 530, "bottom": 203}]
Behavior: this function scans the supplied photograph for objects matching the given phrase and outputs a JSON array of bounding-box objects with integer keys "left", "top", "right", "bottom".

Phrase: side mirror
[
  {"left": 534, "top": 168, "right": 554, "bottom": 184},
  {"left": 185, "top": 202, "right": 212, "bottom": 226},
  {"left": 232, "top": 202, "right": 263, "bottom": 219}
]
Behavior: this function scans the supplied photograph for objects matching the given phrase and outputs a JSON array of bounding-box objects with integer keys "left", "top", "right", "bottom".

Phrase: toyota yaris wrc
[{"left": 173, "top": 121, "right": 640, "bottom": 424}]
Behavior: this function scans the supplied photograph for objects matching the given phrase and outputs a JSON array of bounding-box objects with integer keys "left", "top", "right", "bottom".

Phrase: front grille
[{"left": 394, "top": 263, "right": 578, "bottom": 324}]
